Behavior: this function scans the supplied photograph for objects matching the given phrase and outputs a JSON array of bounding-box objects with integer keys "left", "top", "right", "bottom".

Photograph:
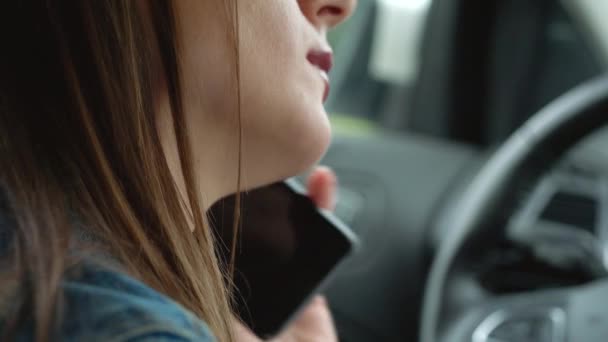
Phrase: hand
[{"left": 234, "top": 166, "right": 339, "bottom": 342}]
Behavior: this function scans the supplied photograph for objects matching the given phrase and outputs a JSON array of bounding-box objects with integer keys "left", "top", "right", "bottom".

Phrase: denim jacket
[
  {"left": 0, "top": 211, "right": 216, "bottom": 341},
  {"left": 3, "top": 264, "right": 217, "bottom": 342}
]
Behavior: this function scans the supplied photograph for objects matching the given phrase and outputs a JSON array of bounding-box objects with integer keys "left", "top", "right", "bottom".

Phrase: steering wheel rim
[{"left": 420, "top": 75, "right": 608, "bottom": 342}]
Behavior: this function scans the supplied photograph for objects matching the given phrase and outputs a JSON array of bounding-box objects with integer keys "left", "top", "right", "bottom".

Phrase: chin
[
  {"left": 241, "top": 115, "right": 331, "bottom": 192},
  {"left": 289, "top": 116, "right": 332, "bottom": 176}
]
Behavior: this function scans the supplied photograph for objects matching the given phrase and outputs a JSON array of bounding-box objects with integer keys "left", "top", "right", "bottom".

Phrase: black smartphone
[{"left": 208, "top": 178, "right": 358, "bottom": 338}]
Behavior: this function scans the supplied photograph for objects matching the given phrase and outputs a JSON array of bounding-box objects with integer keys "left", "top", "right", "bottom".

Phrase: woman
[{"left": 0, "top": 0, "right": 355, "bottom": 341}]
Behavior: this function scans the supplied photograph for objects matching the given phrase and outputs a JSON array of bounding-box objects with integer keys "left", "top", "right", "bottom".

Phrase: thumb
[{"left": 307, "top": 166, "right": 338, "bottom": 211}]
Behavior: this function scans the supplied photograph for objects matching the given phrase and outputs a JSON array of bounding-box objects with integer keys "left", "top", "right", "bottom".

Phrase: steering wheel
[{"left": 420, "top": 75, "right": 608, "bottom": 342}]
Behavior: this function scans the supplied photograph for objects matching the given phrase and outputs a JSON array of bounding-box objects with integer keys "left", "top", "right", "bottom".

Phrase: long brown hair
[{"left": 0, "top": 1, "right": 239, "bottom": 341}]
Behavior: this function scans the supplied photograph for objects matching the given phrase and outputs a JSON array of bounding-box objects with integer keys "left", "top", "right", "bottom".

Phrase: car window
[{"left": 327, "top": 0, "right": 605, "bottom": 146}]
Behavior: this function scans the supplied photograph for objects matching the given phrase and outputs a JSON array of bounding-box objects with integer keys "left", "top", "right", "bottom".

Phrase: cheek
[
  {"left": 176, "top": 0, "right": 238, "bottom": 123},
  {"left": 238, "top": 2, "right": 332, "bottom": 175}
]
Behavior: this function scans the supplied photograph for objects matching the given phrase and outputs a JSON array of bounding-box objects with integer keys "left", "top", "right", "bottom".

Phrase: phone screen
[{"left": 209, "top": 180, "right": 357, "bottom": 338}]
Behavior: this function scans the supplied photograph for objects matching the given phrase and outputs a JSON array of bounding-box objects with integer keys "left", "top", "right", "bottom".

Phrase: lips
[
  {"left": 306, "top": 50, "right": 333, "bottom": 73},
  {"left": 306, "top": 50, "right": 333, "bottom": 102}
]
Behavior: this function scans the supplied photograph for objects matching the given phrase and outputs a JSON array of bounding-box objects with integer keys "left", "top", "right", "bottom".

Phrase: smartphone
[{"left": 208, "top": 178, "right": 359, "bottom": 338}]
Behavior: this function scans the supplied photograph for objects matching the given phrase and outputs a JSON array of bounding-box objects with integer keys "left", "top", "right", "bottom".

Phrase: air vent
[{"left": 540, "top": 191, "right": 598, "bottom": 234}]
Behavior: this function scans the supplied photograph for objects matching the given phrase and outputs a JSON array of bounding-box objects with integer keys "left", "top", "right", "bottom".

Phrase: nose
[{"left": 299, "top": 0, "right": 357, "bottom": 30}]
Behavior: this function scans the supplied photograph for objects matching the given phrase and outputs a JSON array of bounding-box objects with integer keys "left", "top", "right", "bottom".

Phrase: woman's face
[{"left": 166, "top": 0, "right": 356, "bottom": 205}]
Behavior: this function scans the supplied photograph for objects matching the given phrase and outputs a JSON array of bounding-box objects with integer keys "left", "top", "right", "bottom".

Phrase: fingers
[
  {"left": 271, "top": 295, "right": 338, "bottom": 342},
  {"left": 233, "top": 318, "right": 263, "bottom": 342},
  {"left": 295, "top": 296, "right": 335, "bottom": 330},
  {"left": 307, "top": 166, "right": 337, "bottom": 211}
]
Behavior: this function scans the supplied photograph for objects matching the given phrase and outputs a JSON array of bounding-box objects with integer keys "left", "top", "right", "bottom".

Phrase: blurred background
[
  {"left": 318, "top": 1, "right": 608, "bottom": 341},
  {"left": 327, "top": 0, "right": 603, "bottom": 145}
]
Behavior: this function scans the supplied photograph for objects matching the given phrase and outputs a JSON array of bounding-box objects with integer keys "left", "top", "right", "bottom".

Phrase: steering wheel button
[
  {"left": 474, "top": 308, "right": 566, "bottom": 342},
  {"left": 488, "top": 317, "right": 555, "bottom": 341}
]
